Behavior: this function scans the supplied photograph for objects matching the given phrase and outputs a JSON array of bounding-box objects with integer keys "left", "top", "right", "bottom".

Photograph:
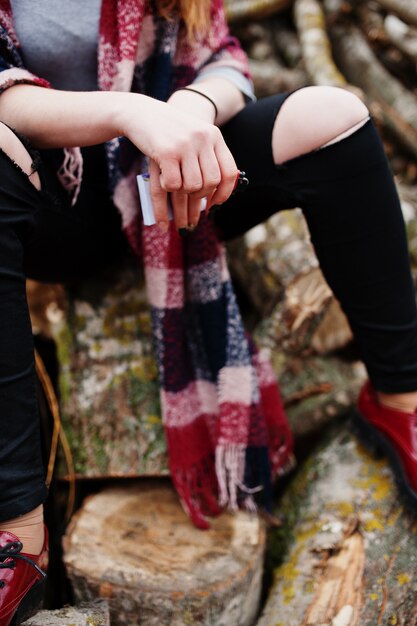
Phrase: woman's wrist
[
  {"left": 167, "top": 88, "right": 217, "bottom": 123},
  {"left": 184, "top": 76, "right": 245, "bottom": 126}
]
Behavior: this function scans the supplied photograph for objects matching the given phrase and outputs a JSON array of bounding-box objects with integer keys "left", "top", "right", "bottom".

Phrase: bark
[
  {"left": 227, "top": 209, "right": 353, "bottom": 352},
  {"left": 384, "top": 15, "right": 417, "bottom": 67},
  {"left": 22, "top": 600, "right": 110, "bottom": 626},
  {"left": 374, "top": 0, "right": 417, "bottom": 29},
  {"left": 249, "top": 58, "right": 307, "bottom": 97},
  {"left": 293, "top": 0, "right": 347, "bottom": 86},
  {"left": 63, "top": 482, "right": 266, "bottom": 626},
  {"left": 325, "top": 16, "right": 417, "bottom": 159},
  {"left": 257, "top": 426, "right": 417, "bottom": 626},
  {"left": 52, "top": 262, "right": 167, "bottom": 479},
  {"left": 272, "top": 23, "right": 304, "bottom": 68},
  {"left": 225, "top": 0, "right": 294, "bottom": 22}
]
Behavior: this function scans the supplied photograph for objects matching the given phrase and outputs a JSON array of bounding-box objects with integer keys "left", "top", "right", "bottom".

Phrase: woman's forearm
[
  {"left": 0, "top": 76, "right": 246, "bottom": 151},
  {"left": 0, "top": 85, "right": 148, "bottom": 148}
]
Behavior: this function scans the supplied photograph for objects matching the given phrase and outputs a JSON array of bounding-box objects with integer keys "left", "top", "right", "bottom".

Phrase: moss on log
[
  {"left": 257, "top": 426, "right": 417, "bottom": 625},
  {"left": 53, "top": 264, "right": 167, "bottom": 478}
]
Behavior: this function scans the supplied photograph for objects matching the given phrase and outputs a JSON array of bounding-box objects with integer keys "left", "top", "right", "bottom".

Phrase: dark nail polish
[
  {"left": 179, "top": 228, "right": 188, "bottom": 237},
  {"left": 232, "top": 171, "right": 249, "bottom": 195}
]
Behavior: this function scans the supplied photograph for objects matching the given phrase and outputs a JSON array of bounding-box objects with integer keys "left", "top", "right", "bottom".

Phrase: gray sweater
[{"left": 11, "top": 0, "right": 255, "bottom": 99}]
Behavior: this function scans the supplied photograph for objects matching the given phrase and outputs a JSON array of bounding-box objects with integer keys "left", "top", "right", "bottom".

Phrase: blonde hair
[{"left": 156, "top": 0, "right": 211, "bottom": 40}]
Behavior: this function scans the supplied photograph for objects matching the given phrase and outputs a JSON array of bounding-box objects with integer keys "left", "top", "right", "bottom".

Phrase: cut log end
[
  {"left": 63, "top": 481, "right": 266, "bottom": 626},
  {"left": 22, "top": 600, "right": 110, "bottom": 626}
]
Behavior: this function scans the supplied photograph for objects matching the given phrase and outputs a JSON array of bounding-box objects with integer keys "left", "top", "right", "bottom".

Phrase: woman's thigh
[
  {"left": 213, "top": 92, "right": 298, "bottom": 240},
  {"left": 23, "top": 144, "right": 128, "bottom": 283}
]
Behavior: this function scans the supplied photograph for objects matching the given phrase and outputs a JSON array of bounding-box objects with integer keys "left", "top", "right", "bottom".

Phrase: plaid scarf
[{"left": 0, "top": 0, "right": 293, "bottom": 528}]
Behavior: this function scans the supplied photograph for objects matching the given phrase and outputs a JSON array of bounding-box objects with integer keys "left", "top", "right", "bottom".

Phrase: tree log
[
  {"left": 53, "top": 263, "right": 167, "bottom": 479},
  {"left": 374, "top": 0, "right": 417, "bottom": 29},
  {"left": 227, "top": 209, "right": 353, "bottom": 352},
  {"left": 22, "top": 600, "right": 110, "bottom": 626},
  {"left": 257, "top": 425, "right": 417, "bottom": 625},
  {"left": 63, "top": 482, "right": 266, "bottom": 626},
  {"left": 325, "top": 15, "right": 417, "bottom": 159},
  {"left": 293, "top": 0, "right": 347, "bottom": 86},
  {"left": 225, "top": 0, "right": 294, "bottom": 22},
  {"left": 272, "top": 22, "right": 304, "bottom": 68},
  {"left": 384, "top": 15, "right": 417, "bottom": 67},
  {"left": 249, "top": 58, "right": 307, "bottom": 97}
]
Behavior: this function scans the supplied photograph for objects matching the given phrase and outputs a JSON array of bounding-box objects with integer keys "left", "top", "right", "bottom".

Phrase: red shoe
[
  {"left": 0, "top": 526, "right": 48, "bottom": 626},
  {"left": 354, "top": 381, "right": 417, "bottom": 507}
]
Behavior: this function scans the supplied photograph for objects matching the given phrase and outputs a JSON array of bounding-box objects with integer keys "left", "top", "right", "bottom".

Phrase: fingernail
[
  {"left": 232, "top": 170, "right": 249, "bottom": 195},
  {"left": 179, "top": 228, "right": 188, "bottom": 237},
  {"left": 187, "top": 224, "right": 196, "bottom": 232}
]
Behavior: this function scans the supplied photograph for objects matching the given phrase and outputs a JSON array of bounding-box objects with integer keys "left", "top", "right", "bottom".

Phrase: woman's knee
[
  {"left": 0, "top": 121, "right": 41, "bottom": 190},
  {"left": 272, "top": 85, "right": 369, "bottom": 165}
]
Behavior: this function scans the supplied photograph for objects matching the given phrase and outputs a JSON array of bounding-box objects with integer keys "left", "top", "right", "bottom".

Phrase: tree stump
[
  {"left": 22, "top": 600, "right": 110, "bottom": 626},
  {"left": 63, "top": 481, "right": 266, "bottom": 626},
  {"left": 256, "top": 424, "right": 417, "bottom": 626}
]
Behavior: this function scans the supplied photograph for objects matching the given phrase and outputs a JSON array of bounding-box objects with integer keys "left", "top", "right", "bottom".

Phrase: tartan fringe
[
  {"left": 171, "top": 456, "right": 221, "bottom": 530},
  {"left": 58, "top": 147, "right": 83, "bottom": 205},
  {"left": 215, "top": 443, "right": 246, "bottom": 510}
]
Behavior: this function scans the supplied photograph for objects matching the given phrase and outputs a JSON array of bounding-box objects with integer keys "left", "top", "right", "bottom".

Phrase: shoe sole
[
  {"left": 351, "top": 410, "right": 417, "bottom": 511},
  {"left": 9, "top": 577, "right": 45, "bottom": 626}
]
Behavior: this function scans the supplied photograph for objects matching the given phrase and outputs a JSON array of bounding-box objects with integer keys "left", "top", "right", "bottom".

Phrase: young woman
[{"left": 1, "top": 1, "right": 417, "bottom": 624}]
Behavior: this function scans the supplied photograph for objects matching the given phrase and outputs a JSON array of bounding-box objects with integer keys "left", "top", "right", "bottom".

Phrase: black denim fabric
[
  {"left": 0, "top": 142, "right": 126, "bottom": 521},
  {"left": 1, "top": 92, "right": 417, "bottom": 520},
  {"left": 217, "top": 93, "right": 417, "bottom": 394}
]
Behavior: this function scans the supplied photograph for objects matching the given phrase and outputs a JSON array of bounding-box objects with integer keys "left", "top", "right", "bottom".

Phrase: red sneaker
[
  {"left": 0, "top": 526, "right": 48, "bottom": 626},
  {"left": 355, "top": 381, "right": 417, "bottom": 507}
]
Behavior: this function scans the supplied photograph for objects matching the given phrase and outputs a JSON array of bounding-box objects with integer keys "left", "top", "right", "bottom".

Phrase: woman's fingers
[
  {"left": 191, "top": 148, "right": 221, "bottom": 201},
  {"left": 148, "top": 121, "right": 238, "bottom": 231},
  {"left": 187, "top": 194, "right": 205, "bottom": 228},
  {"left": 158, "top": 157, "right": 182, "bottom": 193},
  {"left": 170, "top": 190, "right": 189, "bottom": 230},
  {"left": 149, "top": 159, "right": 170, "bottom": 231},
  {"left": 180, "top": 152, "right": 203, "bottom": 196},
  {"left": 208, "top": 138, "right": 238, "bottom": 208}
]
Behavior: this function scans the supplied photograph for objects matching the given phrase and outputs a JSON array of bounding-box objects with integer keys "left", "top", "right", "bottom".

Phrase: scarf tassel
[{"left": 57, "top": 147, "right": 83, "bottom": 205}]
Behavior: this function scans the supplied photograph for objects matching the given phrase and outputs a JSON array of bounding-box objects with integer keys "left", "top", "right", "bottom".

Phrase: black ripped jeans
[{"left": 1, "top": 92, "right": 417, "bottom": 521}]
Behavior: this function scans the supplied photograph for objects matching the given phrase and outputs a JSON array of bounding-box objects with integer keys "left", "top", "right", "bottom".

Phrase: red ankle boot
[
  {"left": 0, "top": 526, "right": 48, "bottom": 626},
  {"left": 355, "top": 381, "right": 417, "bottom": 508}
]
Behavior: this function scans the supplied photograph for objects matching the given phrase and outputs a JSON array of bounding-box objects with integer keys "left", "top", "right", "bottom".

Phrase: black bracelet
[{"left": 178, "top": 87, "right": 218, "bottom": 120}]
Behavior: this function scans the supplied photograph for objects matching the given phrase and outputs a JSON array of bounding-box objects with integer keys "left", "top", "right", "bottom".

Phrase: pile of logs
[
  {"left": 232, "top": 0, "right": 417, "bottom": 169},
  {"left": 24, "top": 1, "right": 417, "bottom": 624}
]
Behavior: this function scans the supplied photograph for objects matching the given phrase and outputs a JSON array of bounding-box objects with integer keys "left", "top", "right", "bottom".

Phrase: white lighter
[{"left": 137, "top": 172, "right": 207, "bottom": 226}]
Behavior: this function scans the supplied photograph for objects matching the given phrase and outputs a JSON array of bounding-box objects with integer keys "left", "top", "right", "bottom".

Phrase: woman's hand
[{"left": 123, "top": 91, "right": 237, "bottom": 232}]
